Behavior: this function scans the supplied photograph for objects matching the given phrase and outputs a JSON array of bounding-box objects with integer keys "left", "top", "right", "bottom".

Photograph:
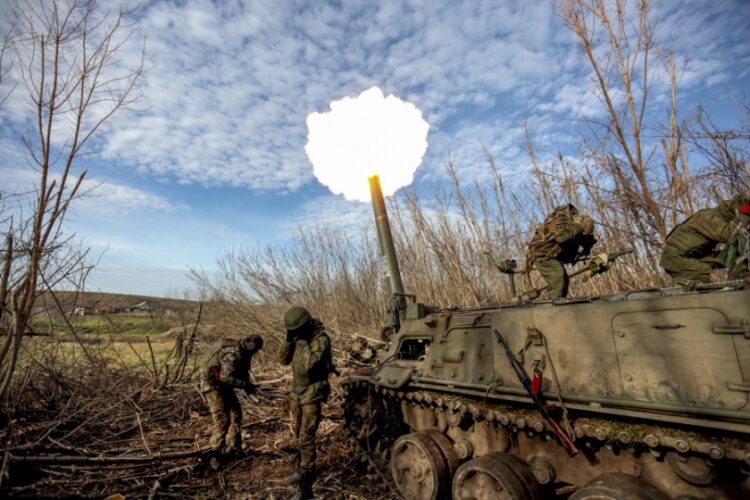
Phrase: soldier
[
  {"left": 203, "top": 335, "right": 263, "bottom": 457},
  {"left": 527, "top": 204, "right": 597, "bottom": 298},
  {"left": 278, "top": 306, "right": 334, "bottom": 500},
  {"left": 660, "top": 193, "right": 750, "bottom": 286}
]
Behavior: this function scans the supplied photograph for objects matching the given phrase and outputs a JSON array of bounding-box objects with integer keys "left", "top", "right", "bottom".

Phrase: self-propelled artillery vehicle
[{"left": 341, "top": 176, "right": 750, "bottom": 500}]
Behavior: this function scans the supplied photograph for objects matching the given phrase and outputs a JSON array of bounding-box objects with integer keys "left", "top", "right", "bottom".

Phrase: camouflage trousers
[
  {"left": 205, "top": 387, "right": 242, "bottom": 453},
  {"left": 660, "top": 244, "right": 716, "bottom": 283},
  {"left": 291, "top": 400, "right": 322, "bottom": 471},
  {"left": 536, "top": 258, "right": 569, "bottom": 299}
]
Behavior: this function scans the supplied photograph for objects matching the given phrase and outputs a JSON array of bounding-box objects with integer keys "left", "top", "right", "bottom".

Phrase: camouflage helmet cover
[
  {"left": 573, "top": 213, "right": 595, "bottom": 235},
  {"left": 284, "top": 306, "right": 312, "bottom": 331}
]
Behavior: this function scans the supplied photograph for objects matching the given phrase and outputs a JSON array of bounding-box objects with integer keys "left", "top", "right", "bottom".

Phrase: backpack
[{"left": 528, "top": 205, "right": 578, "bottom": 262}]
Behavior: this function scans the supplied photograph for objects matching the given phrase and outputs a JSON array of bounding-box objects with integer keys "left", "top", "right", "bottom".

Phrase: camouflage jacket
[
  {"left": 528, "top": 204, "right": 596, "bottom": 263},
  {"left": 277, "top": 319, "right": 333, "bottom": 405},
  {"left": 205, "top": 343, "right": 253, "bottom": 391},
  {"left": 665, "top": 200, "right": 739, "bottom": 259}
]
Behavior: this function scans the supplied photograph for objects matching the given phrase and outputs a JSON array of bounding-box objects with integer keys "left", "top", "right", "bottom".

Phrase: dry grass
[
  {"left": 1, "top": 335, "right": 393, "bottom": 499},
  {"left": 190, "top": 140, "right": 745, "bottom": 350}
]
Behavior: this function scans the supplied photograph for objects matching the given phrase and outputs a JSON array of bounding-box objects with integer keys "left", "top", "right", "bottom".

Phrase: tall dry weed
[{"left": 191, "top": 125, "right": 746, "bottom": 349}]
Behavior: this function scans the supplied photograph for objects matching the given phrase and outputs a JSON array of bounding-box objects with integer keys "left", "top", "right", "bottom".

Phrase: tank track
[
  {"left": 342, "top": 375, "right": 750, "bottom": 485},
  {"left": 341, "top": 376, "right": 401, "bottom": 490}
]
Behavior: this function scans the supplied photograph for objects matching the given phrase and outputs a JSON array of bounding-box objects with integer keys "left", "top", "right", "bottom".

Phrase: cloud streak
[{"left": 1, "top": 167, "right": 183, "bottom": 215}]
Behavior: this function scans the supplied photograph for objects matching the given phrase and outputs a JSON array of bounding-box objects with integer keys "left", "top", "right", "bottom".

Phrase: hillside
[{"left": 32, "top": 290, "right": 201, "bottom": 315}]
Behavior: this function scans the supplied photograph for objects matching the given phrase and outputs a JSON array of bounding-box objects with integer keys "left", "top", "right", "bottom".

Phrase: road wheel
[
  {"left": 452, "top": 454, "right": 532, "bottom": 500},
  {"left": 390, "top": 432, "right": 451, "bottom": 500}
]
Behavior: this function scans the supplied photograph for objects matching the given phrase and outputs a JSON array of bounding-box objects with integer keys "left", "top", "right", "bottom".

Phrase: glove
[
  {"left": 581, "top": 253, "right": 609, "bottom": 283},
  {"left": 589, "top": 252, "right": 610, "bottom": 274},
  {"left": 244, "top": 382, "right": 258, "bottom": 395}
]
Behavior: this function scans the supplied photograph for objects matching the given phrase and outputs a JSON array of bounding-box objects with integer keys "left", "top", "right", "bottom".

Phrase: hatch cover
[{"left": 612, "top": 308, "right": 746, "bottom": 410}]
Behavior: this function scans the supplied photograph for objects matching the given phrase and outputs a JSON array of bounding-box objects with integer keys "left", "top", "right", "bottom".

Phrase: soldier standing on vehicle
[
  {"left": 660, "top": 193, "right": 750, "bottom": 286},
  {"left": 278, "top": 306, "right": 334, "bottom": 500},
  {"left": 527, "top": 204, "right": 597, "bottom": 298},
  {"left": 203, "top": 335, "right": 263, "bottom": 458}
]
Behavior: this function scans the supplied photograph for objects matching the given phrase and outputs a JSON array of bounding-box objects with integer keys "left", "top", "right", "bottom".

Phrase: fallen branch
[
  {"left": 8, "top": 447, "right": 213, "bottom": 465},
  {"left": 256, "top": 375, "right": 292, "bottom": 386}
]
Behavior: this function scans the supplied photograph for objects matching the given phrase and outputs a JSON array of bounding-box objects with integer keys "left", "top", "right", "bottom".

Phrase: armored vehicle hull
[{"left": 343, "top": 284, "right": 750, "bottom": 499}]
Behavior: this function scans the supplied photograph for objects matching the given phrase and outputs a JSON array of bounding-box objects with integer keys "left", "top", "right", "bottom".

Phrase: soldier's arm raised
[
  {"left": 277, "top": 339, "right": 295, "bottom": 365},
  {"left": 308, "top": 334, "right": 331, "bottom": 376}
]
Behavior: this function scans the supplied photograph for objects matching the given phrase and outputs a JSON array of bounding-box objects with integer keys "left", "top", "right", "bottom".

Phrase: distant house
[
  {"left": 125, "top": 301, "right": 153, "bottom": 314},
  {"left": 94, "top": 305, "right": 112, "bottom": 315}
]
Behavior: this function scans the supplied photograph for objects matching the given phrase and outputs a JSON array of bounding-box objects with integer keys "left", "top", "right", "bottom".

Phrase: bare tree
[
  {"left": 558, "top": 0, "right": 690, "bottom": 248},
  {"left": 0, "top": 21, "right": 15, "bottom": 106},
  {"left": 688, "top": 105, "right": 750, "bottom": 194},
  {"left": 0, "top": 0, "right": 143, "bottom": 401}
]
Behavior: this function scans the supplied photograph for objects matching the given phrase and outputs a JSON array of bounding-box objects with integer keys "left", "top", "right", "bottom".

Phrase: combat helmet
[
  {"left": 573, "top": 213, "right": 595, "bottom": 235},
  {"left": 285, "top": 306, "right": 312, "bottom": 331},
  {"left": 240, "top": 334, "right": 263, "bottom": 352},
  {"left": 722, "top": 191, "right": 750, "bottom": 223}
]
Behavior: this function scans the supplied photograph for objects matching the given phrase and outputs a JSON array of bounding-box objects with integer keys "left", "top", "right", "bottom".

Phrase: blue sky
[{"left": 1, "top": 0, "right": 749, "bottom": 296}]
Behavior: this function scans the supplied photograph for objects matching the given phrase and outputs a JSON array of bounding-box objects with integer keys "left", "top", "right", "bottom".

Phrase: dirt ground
[
  {"left": 3, "top": 367, "right": 398, "bottom": 499},
  {"left": 209, "top": 381, "right": 398, "bottom": 500}
]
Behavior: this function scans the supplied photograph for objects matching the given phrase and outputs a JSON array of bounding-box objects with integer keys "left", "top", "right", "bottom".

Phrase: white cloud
[
  {"left": 81, "top": 0, "right": 571, "bottom": 191},
  {"left": 541, "top": 82, "right": 608, "bottom": 118},
  {"left": 1, "top": 0, "right": 747, "bottom": 194},
  {"left": 284, "top": 194, "right": 373, "bottom": 235},
  {"left": 75, "top": 179, "right": 187, "bottom": 215},
  {"left": 0, "top": 167, "right": 182, "bottom": 215}
]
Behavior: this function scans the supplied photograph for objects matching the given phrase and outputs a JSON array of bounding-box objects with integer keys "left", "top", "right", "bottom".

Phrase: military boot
[
  {"left": 205, "top": 450, "right": 223, "bottom": 471},
  {"left": 290, "top": 468, "right": 314, "bottom": 500},
  {"left": 283, "top": 453, "right": 302, "bottom": 485},
  {"left": 283, "top": 468, "right": 302, "bottom": 486}
]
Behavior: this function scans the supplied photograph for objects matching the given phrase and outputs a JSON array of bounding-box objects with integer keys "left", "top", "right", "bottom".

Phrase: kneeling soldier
[
  {"left": 661, "top": 193, "right": 750, "bottom": 286},
  {"left": 278, "top": 306, "right": 334, "bottom": 500},
  {"left": 203, "top": 335, "right": 263, "bottom": 456},
  {"left": 527, "top": 204, "right": 597, "bottom": 298}
]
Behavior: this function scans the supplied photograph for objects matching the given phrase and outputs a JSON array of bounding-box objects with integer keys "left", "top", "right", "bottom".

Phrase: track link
[{"left": 342, "top": 375, "right": 750, "bottom": 482}]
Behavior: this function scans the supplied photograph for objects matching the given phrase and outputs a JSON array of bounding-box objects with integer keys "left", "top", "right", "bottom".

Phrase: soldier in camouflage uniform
[
  {"left": 660, "top": 193, "right": 750, "bottom": 285},
  {"left": 203, "top": 335, "right": 263, "bottom": 455},
  {"left": 527, "top": 204, "right": 597, "bottom": 298},
  {"left": 278, "top": 306, "right": 334, "bottom": 500}
]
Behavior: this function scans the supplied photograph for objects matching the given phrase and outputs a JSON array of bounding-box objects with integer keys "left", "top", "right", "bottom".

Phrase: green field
[
  {"left": 20, "top": 303, "right": 207, "bottom": 377},
  {"left": 19, "top": 335, "right": 177, "bottom": 369},
  {"left": 31, "top": 313, "right": 179, "bottom": 339}
]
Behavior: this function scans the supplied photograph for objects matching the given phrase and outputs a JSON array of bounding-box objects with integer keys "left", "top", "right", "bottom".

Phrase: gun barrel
[
  {"left": 369, "top": 175, "right": 405, "bottom": 296},
  {"left": 568, "top": 247, "right": 634, "bottom": 279},
  {"left": 610, "top": 247, "right": 635, "bottom": 259}
]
